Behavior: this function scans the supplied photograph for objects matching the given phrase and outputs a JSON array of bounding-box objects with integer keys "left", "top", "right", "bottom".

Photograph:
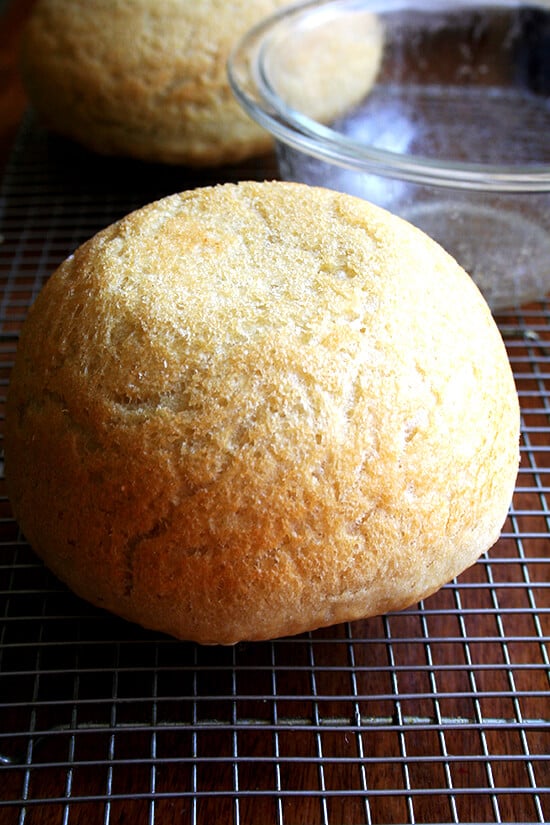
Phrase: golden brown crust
[
  {"left": 5, "top": 181, "right": 520, "bottom": 643},
  {"left": 20, "top": 0, "right": 291, "bottom": 166}
]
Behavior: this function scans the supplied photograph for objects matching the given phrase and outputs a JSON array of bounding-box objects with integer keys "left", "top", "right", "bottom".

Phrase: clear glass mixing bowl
[{"left": 228, "top": 0, "right": 550, "bottom": 310}]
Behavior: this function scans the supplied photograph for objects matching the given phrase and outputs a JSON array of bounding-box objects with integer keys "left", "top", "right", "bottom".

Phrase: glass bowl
[{"left": 228, "top": 0, "right": 550, "bottom": 310}]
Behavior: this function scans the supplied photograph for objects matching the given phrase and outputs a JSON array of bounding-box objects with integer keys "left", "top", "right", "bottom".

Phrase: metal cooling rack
[{"left": 0, "top": 114, "right": 548, "bottom": 825}]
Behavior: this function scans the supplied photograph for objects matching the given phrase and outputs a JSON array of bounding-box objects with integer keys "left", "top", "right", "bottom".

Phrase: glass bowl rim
[{"left": 227, "top": 0, "right": 550, "bottom": 193}]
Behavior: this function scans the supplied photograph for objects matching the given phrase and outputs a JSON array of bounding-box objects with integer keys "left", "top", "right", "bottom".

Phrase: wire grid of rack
[{"left": 0, "top": 115, "right": 548, "bottom": 825}]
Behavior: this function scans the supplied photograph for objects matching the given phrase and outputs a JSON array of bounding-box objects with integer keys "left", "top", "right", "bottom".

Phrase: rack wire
[{"left": 0, "top": 115, "right": 548, "bottom": 825}]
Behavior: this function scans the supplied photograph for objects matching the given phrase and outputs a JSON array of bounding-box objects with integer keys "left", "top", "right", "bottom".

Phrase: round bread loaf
[
  {"left": 20, "top": 0, "right": 292, "bottom": 166},
  {"left": 5, "top": 182, "right": 520, "bottom": 644},
  {"left": 20, "top": 0, "right": 382, "bottom": 167}
]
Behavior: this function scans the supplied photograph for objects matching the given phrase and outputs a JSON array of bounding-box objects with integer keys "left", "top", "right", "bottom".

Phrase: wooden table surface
[{"left": 0, "top": 2, "right": 548, "bottom": 824}]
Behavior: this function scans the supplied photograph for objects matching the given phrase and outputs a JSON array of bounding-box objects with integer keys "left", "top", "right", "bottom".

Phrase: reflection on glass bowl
[{"left": 229, "top": 0, "right": 550, "bottom": 310}]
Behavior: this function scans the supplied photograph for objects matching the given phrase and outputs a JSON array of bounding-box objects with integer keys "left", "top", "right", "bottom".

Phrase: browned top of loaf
[{"left": 5, "top": 182, "right": 520, "bottom": 643}]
